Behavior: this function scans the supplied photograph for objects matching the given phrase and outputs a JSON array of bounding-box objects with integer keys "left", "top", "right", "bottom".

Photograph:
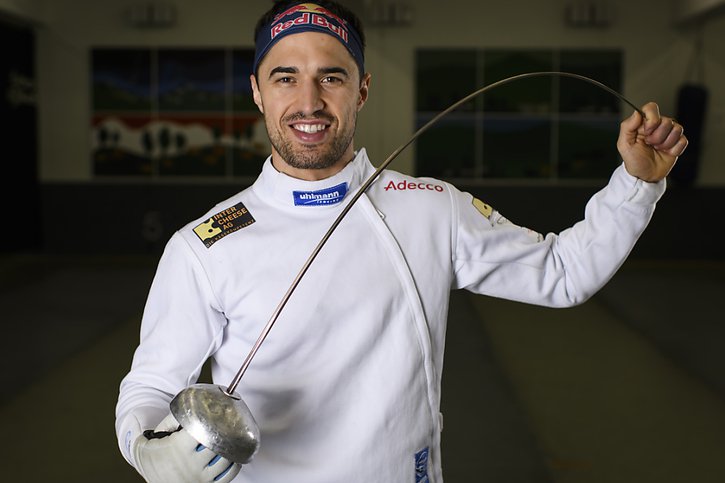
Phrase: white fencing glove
[{"left": 132, "top": 413, "right": 241, "bottom": 483}]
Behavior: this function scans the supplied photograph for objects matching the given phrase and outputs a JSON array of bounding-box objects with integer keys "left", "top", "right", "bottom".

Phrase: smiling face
[{"left": 250, "top": 31, "right": 371, "bottom": 181}]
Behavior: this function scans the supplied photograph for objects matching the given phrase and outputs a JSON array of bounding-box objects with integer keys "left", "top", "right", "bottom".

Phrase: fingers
[
  {"left": 210, "top": 461, "right": 241, "bottom": 483},
  {"left": 617, "top": 109, "right": 643, "bottom": 152},
  {"left": 135, "top": 426, "right": 240, "bottom": 483},
  {"left": 195, "top": 446, "right": 241, "bottom": 482},
  {"left": 662, "top": 130, "right": 689, "bottom": 157},
  {"left": 618, "top": 102, "right": 660, "bottom": 147},
  {"left": 617, "top": 101, "right": 688, "bottom": 182},
  {"left": 632, "top": 101, "right": 688, "bottom": 156},
  {"left": 192, "top": 442, "right": 241, "bottom": 483},
  {"left": 647, "top": 118, "right": 684, "bottom": 150},
  {"left": 640, "top": 101, "right": 661, "bottom": 134},
  {"left": 620, "top": 107, "right": 643, "bottom": 134}
]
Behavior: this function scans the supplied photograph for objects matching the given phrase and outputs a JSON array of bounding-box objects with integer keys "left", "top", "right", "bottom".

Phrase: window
[
  {"left": 415, "top": 48, "right": 623, "bottom": 180},
  {"left": 91, "top": 48, "right": 269, "bottom": 178}
]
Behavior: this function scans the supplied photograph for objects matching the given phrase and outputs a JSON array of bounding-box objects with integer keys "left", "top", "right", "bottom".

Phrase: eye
[
  {"left": 271, "top": 75, "right": 296, "bottom": 85},
  {"left": 321, "top": 76, "right": 343, "bottom": 85}
]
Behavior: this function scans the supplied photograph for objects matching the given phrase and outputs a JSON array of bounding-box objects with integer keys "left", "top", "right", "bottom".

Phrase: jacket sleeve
[
  {"left": 114, "top": 232, "right": 227, "bottom": 466},
  {"left": 452, "top": 164, "right": 665, "bottom": 307}
]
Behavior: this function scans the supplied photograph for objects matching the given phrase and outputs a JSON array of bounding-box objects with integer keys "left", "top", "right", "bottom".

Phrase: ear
[
  {"left": 357, "top": 72, "right": 371, "bottom": 111},
  {"left": 250, "top": 74, "right": 264, "bottom": 114}
]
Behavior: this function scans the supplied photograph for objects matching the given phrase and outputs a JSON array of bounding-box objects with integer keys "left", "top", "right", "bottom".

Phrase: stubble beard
[{"left": 266, "top": 112, "right": 357, "bottom": 171}]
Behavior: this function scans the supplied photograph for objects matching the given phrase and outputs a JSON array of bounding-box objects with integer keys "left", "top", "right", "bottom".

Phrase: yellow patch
[
  {"left": 472, "top": 198, "right": 493, "bottom": 219},
  {"left": 193, "top": 218, "right": 222, "bottom": 241}
]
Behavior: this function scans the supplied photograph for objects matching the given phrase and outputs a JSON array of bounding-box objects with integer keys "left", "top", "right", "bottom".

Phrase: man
[{"left": 115, "top": 1, "right": 688, "bottom": 482}]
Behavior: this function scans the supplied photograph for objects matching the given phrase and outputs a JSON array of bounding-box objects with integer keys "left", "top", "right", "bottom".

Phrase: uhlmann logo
[{"left": 293, "top": 182, "right": 348, "bottom": 206}]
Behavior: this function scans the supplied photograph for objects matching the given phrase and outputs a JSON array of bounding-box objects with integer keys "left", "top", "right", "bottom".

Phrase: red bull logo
[
  {"left": 254, "top": 1, "right": 364, "bottom": 74},
  {"left": 270, "top": 11, "right": 349, "bottom": 44},
  {"left": 273, "top": 3, "right": 348, "bottom": 27}
]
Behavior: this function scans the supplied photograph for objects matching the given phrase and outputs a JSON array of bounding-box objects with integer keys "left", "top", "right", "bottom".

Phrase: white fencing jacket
[{"left": 116, "top": 148, "right": 665, "bottom": 482}]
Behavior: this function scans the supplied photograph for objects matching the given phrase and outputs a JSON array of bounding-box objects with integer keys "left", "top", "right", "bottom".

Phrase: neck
[{"left": 270, "top": 151, "right": 355, "bottom": 181}]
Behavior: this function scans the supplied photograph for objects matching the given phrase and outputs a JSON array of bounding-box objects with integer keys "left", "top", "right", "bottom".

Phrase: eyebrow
[
  {"left": 268, "top": 66, "right": 350, "bottom": 79},
  {"left": 269, "top": 66, "right": 298, "bottom": 79},
  {"left": 319, "top": 67, "right": 350, "bottom": 78}
]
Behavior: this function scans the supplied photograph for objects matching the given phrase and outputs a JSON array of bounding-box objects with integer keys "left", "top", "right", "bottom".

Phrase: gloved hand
[{"left": 132, "top": 413, "right": 241, "bottom": 483}]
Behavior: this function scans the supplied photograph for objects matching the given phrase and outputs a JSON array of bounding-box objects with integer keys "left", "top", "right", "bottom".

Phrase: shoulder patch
[
  {"left": 472, "top": 198, "right": 493, "bottom": 219},
  {"left": 193, "top": 202, "right": 255, "bottom": 248}
]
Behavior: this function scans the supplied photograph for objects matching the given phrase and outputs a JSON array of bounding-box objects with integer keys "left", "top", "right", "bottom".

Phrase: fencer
[{"left": 115, "top": 1, "right": 688, "bottom": 482}]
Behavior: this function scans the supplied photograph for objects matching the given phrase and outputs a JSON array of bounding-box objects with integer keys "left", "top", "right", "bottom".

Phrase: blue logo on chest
[{"left": 293, "top": 182, "right": 348, "bottom": 206}]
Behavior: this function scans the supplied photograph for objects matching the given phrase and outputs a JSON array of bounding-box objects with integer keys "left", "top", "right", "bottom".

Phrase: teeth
[{"left": 294, "top": 124, "right": 326, "bottom": 133}]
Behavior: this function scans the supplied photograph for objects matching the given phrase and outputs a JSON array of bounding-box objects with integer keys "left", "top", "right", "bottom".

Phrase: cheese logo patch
[
  {"left": 472, "top": 198, "right": 493, "bottom": 219},
  {"left": 193, "top": 202, "right": 255, "bottom": 248}
]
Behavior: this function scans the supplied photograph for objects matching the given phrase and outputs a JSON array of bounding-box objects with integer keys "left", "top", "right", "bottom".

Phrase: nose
[{"left": 295, "top": 78, "right": 325, "bottom": 116}]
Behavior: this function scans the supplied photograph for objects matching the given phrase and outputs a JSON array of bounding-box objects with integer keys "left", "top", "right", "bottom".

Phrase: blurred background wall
[{"left": 1, "top": 0, "right": 724, "bottom": 255}]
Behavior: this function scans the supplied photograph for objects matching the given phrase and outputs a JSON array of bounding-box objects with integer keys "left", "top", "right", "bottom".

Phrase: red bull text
[{"left": 270, "top": 12, "right": 349, "bottom": 43}]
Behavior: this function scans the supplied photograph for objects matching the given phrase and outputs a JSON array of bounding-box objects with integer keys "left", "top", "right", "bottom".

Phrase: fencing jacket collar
[{"left": 253, "top": 149, "right": 372, "bottom": 210}]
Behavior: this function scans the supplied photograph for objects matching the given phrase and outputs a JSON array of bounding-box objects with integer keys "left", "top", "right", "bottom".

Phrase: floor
[{"left": 1, "top": 254, "right": 724, "bottom": 482}]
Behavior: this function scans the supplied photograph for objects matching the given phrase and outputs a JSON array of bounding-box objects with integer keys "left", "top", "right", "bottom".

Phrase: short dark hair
[{"left": 254, "top": 1, "right": 367, "bottom": 62}]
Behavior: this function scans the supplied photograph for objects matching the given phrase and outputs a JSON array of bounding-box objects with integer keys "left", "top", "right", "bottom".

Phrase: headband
[{"left": 253, "top": 3, "right": 365, "bottom": 77}]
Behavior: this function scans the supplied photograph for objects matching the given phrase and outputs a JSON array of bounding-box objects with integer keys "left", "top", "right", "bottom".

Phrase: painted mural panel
[
  {"left": 92, "top": 49, "right": 153, "bottom": 176},
  {"left": 91, "top": 47, "right": 269, "bottom": 178},
  {"left": 231, "top": 49, "right": 267, "bottom": 177}
]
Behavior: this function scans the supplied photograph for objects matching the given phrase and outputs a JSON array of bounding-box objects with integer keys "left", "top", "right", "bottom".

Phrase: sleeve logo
[
  {"left": 472, "top": 198, "right": 493, "bottom": 219},
  {"left": 415, "top": 447, "right": 430, "bottom": 483},
  {"left": 193, "top": 202, "right": 255, "bottom": 248}
]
